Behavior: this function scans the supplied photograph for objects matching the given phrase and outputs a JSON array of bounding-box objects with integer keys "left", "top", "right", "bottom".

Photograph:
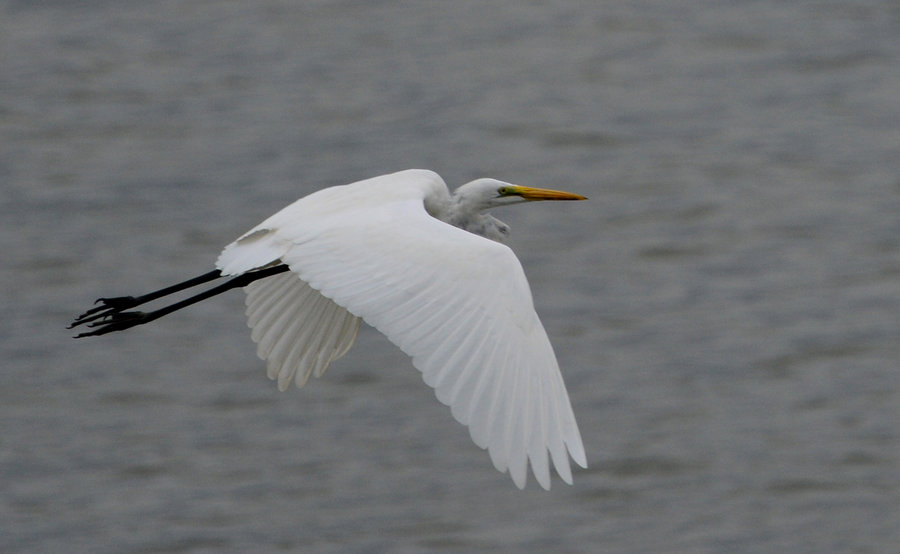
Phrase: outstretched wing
[{"left": 216, "top": 169, "right": 586, "bottom": 489}]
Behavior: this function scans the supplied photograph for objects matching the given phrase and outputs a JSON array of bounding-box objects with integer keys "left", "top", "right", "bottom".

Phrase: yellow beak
[{"left": 508, "top": 185, "right": 588, "bottom": 201}]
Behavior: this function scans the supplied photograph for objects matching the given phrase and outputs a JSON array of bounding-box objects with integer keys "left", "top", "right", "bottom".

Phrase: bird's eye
[{"left": 497, "top": 187, "right": 511, "bottom": 196}]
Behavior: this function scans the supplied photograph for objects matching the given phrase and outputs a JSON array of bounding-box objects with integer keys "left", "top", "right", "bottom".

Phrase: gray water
[{"left": 3, "top": 1, "right": 900, "bottom": 552}]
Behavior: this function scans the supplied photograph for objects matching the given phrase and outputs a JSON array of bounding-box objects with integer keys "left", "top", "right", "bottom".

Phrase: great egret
[{"left": 70, "top": 169, "right": 588, "bottom": 490}]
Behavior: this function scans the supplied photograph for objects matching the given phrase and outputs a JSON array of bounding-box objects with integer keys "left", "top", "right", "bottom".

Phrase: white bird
[{"left": 70, "top": 169, "right": 588, "bottom": 490}]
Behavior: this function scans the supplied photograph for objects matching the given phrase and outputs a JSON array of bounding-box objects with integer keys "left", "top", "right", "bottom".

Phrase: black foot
[
  {"left": 72, "top": 310, "right": 152, "bottom": 338},
  {"left": 69, "top": 296, "right": 141, "bottom": 330}
]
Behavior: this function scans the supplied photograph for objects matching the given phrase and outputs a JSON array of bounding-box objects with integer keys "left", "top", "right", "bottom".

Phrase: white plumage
[{"left": 216, "top": 170, "right": 586, "bottom": 489}]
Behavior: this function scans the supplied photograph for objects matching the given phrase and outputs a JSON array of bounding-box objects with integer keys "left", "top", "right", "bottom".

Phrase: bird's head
[{"left": 454, "top": 178, "right": 587, "bottom": 211}]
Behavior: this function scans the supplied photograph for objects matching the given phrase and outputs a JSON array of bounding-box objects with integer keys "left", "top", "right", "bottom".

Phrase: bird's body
[{"left": 71, "top": 169, "right": 587, "bottom": 490}]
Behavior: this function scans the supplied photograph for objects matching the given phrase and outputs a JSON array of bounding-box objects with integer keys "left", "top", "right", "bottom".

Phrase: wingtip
[{"left": 571, "top": 450, "right": 588, "bottom": 470}]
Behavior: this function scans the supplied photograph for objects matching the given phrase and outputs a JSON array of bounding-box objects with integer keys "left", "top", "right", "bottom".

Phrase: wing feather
[
  {"left": 217, "top": 169, "right": 585, "bottom": 489},
  {"left": 244, "top": 271, "right": 361, "bottom": 390}
]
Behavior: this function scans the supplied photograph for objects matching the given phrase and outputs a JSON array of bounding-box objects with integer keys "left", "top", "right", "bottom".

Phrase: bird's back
[{"left": 217, "top": 170, "right": 451, "bottom": 276}]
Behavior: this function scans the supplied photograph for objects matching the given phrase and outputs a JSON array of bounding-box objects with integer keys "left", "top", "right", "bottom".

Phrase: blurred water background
[{"left": 2, "top": 1, "right": 900, "bottom": 552}]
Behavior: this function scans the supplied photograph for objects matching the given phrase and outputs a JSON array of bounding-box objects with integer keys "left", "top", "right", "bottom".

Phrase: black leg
[
  {"left": 70, "top": 264, "right": 291, "bottom": 337},
  {"left": 69, "top": 269, "right": 224, "bottom": 327}
]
